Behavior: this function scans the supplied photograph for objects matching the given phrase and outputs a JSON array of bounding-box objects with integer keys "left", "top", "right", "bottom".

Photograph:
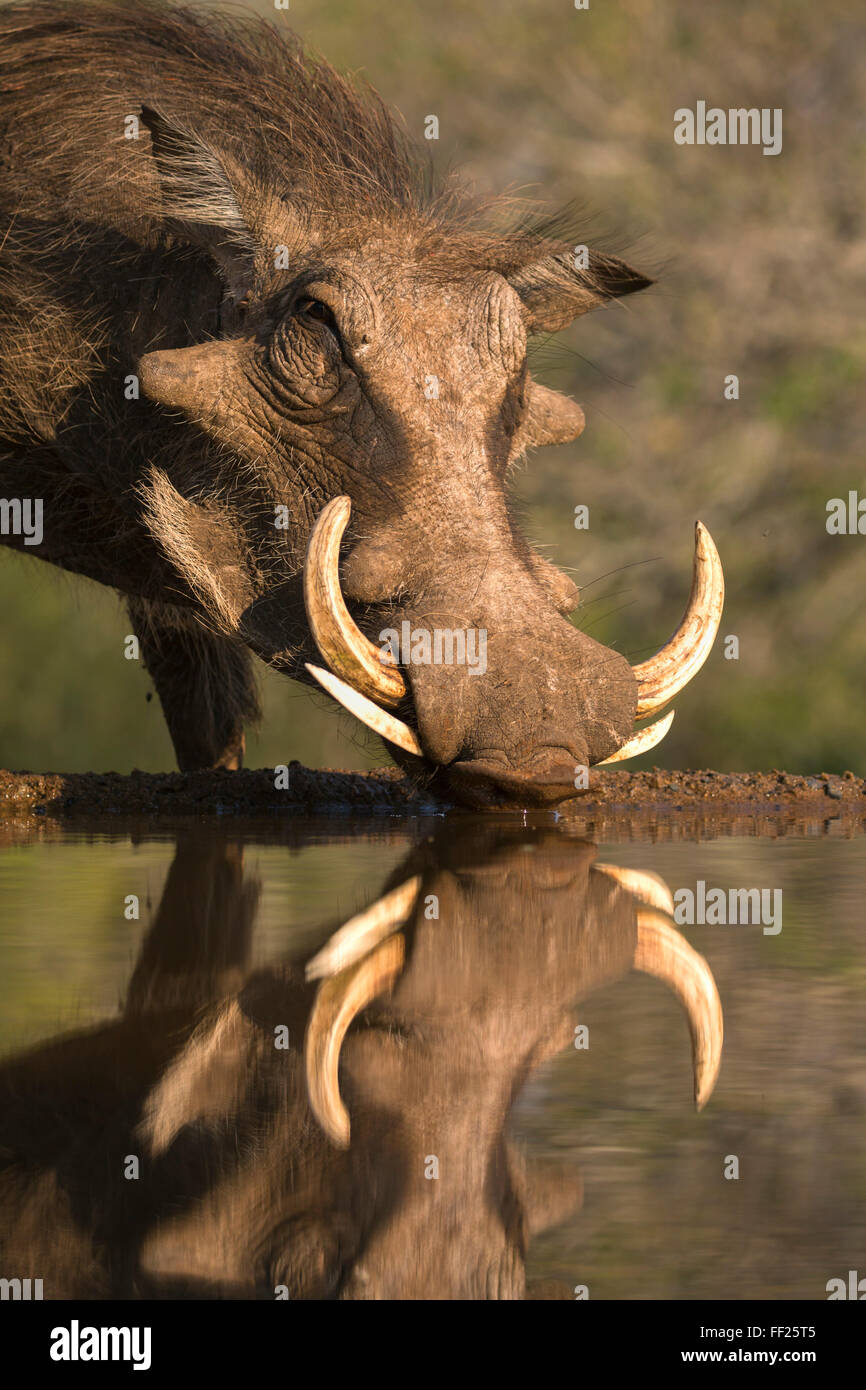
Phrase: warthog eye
[{"left": 296, "top": 297, "right": 338, "bottom": 332}]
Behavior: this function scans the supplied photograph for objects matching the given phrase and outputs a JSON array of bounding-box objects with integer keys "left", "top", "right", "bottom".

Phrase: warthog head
[{"left": 128, "top": 12, "right": 723, "bottom": 804}]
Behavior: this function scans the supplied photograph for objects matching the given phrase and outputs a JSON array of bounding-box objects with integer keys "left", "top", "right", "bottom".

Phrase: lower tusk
[
  {"left": 597, "top": 708, "right": 675, "bottom": 765},
  {"left": 305, "top": 662, "right": 424, "bottom": 757},
  {"left": 594, "top": 864, "right": 675, "bottom": 917},
  {"left": 305, "top": 934, "right": 405, "bottom": 1147},
  {"left": 306, "top": 876, "right": 422, "bottom": 981},
  {"left": 633, "top": 521, "right": 724, "bottom": 718},
  {"left": 634, "top": 908, "right": 723, "bottom": 1110}
]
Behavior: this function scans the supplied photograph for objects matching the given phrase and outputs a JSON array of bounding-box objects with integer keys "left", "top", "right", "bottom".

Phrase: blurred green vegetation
[
  {"left": 1, "top": 0, "right": 864, "bottom": 775},
  {"left": 0, "top": 550, "right": 388, "bottom": 771}
]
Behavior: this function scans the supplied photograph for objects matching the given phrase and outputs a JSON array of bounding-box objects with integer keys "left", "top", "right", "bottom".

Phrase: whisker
[
  {"left": 578, "top": 556, "right": 662, "bottom": 591},
  {"left": 576, "top": 599, "right": 639, "bottom": 634}
]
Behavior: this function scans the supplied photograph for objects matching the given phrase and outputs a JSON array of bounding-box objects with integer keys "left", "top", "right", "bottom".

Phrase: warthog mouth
[
  {"left": 302, "top": 496, "right": 724, "bottom": 802},
  {"left": 302, "top": 866, "right": 724, "bottom": 1147}
]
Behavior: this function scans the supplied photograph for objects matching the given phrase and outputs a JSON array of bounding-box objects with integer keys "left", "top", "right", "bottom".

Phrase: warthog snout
[{"left": 303, "top": 496, "right": 724, "bottom": 807}]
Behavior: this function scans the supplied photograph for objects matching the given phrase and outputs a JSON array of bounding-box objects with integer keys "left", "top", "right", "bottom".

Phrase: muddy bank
[{"left": 0, "top": 764, "right": 864, "bottom": 839}]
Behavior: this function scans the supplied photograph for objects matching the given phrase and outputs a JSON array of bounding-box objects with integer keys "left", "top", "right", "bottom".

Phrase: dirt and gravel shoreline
[{"left": 1, "top": 765, "right": 864, "bottom": 839}]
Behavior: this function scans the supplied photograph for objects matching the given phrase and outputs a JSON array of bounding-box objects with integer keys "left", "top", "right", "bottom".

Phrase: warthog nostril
[{"left": 444, "top": 758, "right": 586, "bottom": 809}]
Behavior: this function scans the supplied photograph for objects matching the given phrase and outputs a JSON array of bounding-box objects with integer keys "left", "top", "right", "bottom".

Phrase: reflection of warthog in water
[
  {"left": 0, "top": 1, "right": 724, "bottom": 806},
  {"left": 0, "top": 828, "right": 721, "bottom": 1299}
]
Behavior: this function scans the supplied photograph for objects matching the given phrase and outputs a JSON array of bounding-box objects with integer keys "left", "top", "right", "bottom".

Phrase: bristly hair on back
[
  {"left": 0, "top": 0, "right": 650, "bottom": 288},
  {"left": 0, "top": 0, "right": 440, "bottom": 219}
]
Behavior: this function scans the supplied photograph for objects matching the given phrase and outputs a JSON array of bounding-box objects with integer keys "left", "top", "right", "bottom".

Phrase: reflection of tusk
[
  {"left": 304, "top": 496, "right": 407, "bottom": 707},
  {"left": 305, "top": 662, "right": 424, "bottom": 757},
  {"left": 305, "top": 935, "right": 405, "bottom": 1147},
  {"left": 306, "top": 876, "right": 422, "bottom": 981},
  {"left": 594, "top": 864, "right": 675, "bottom": 916},
  {"left": 633, "top": 522, "right": 724, "bottom": 718},
  {"left": 634, "top": 908, "right": 723, "bottom": 1110},
  {"left": 597, "top": 709, "right": 675, "bottom": 765}
]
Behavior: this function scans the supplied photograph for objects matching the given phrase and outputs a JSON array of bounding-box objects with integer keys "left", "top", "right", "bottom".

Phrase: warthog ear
[
  {"left": 510, "top": 249, "right": 653, "bottom": 333},
  {"left": 140, "top": 104, "right": 256, "bottom": 300}
]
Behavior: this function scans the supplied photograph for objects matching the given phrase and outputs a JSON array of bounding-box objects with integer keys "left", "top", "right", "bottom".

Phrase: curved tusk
[
  {"left": 305, "top": 662, "right": 424, "bottom": 757},
  {"left": 304, "top": 496, "right": 407, "bottom": 708},
  {"left": 634, "top": 908, "right": 723, "bottom": 1110},
  {"left": 594, "top": 864, "right": 675, "bottom": 917},
  {"left": 305, "top": 934, "right": 405, "bottom": 1147},
  {"left": 306, "top": 876, "right": 422, "bottom": 981},
  {"left": 633, "top": 521, "right": 724, "bottom": 718},
  {"left": 597, "top": 708, "right": 675, "bottom": 765}
]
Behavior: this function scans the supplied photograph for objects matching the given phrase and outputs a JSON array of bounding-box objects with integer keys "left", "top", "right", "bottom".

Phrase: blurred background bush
[{"left": 1, "top": 0, "right": 863, "bottom": 775}]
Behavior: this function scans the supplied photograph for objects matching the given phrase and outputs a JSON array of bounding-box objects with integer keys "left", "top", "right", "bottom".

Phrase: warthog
[
  {"left": 0, "top": 1, "right": 723, "bottom": 805},
  {"left": 0, "top": 827, "right": 722, "bottom": 1299}
]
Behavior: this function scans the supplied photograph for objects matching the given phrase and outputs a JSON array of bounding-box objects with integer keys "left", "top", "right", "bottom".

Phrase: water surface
[{"left": 0, "top": 816, "right": 862, "bottom": 1299}]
